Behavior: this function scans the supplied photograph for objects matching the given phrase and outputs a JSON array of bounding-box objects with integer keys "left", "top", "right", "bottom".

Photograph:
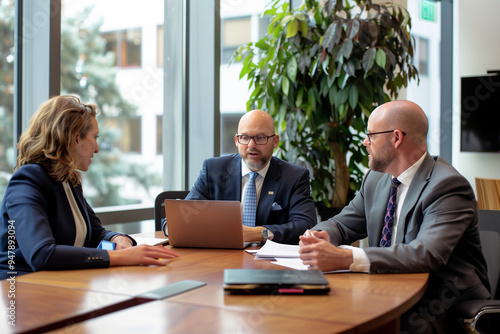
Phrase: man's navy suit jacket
[{"left": 185, "top": 154, "right": 317, "bottom": 244}]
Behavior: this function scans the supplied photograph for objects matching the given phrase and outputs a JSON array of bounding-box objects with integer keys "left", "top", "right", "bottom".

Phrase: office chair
[
  {"left": 154, "top": 190, "right": 190, "bottom": 231},
  {"left": 451, "top": 209, "right": 500, "bottom": 333}
]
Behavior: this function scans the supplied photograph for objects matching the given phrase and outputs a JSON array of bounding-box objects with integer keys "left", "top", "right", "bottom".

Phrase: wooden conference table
[{"left": 6, "top": 232, "right": 428, "bottom": 334}]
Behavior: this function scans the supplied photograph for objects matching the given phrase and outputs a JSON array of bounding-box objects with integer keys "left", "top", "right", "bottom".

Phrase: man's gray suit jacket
[{"left": 314, "top": 153, "right": 490, "bottom": 306}]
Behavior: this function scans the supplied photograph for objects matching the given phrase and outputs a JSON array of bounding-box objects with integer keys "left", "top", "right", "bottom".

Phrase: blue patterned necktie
[
  {"left": 243, "top": 172, "right": 258, "bottom": 227},
  {"left": 379, "top": 178, "right": 401, "bottom": 247}
]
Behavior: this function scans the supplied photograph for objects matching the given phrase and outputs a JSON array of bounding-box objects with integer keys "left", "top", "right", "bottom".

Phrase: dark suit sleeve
[
  {"left": 1, "top": 165, "right": 111, "bottom": 273},
  {"left": 266, "top": 167, "right": 317, "bottom": 244},
  {"left": 312, "top": 171, "right": 371, "bottom": 245}
]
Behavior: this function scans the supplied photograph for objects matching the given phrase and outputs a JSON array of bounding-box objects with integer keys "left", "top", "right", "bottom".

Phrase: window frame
[{"left": 14, "top": 0, "right": 220, "bottom": 226}]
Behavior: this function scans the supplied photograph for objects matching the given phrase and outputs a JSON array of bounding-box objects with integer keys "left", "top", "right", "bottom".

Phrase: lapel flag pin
[{"left": 268, "top": 191, "right": 274, "bottom": 195}]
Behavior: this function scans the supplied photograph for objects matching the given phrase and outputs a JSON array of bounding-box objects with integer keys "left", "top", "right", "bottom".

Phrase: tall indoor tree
[{"left": 234, "top": 0, "right": 419, "bottom": 210}]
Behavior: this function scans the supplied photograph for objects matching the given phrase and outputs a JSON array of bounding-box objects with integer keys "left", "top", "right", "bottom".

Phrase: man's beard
[
  {"left": 243, "top": 149, "right": 270, "bottom": 171},
  {"left": 369, "top": 145, "right": 395, "bottom": 173}
]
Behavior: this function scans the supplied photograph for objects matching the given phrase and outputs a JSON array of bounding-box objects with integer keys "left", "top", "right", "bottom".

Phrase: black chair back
[{"left": 154, "top": 191, "right": 190, "bottom": 231}]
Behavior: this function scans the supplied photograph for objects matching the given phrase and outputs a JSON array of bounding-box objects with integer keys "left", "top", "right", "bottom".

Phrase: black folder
[{"left": 223, "top": 269, "right": 330, "bottom": 295}]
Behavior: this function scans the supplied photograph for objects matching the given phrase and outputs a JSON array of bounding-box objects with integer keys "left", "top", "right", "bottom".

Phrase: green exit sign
[{"left": 421, "top": 0, "right": 437, "bottom": 22}]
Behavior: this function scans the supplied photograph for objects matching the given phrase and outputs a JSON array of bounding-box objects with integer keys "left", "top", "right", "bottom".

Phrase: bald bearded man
[
  {"left": 299, "top": 101, "right": 489, "bottom": 333},
  {"left": 177, "top": 110, "right": 317, "bottom": 245}
]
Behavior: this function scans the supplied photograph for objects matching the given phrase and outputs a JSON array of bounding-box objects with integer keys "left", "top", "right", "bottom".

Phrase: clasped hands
[{"left": 299, "top": 230, "right": 353, "bottom": 272}]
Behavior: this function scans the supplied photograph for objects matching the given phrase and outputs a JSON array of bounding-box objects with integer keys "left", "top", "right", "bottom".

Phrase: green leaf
[
  {"left": 322, "top": 22, "right": 337, "bottom": 52},
  {"left": 268, "top": 45, "right": 277, "bottom": 61},
  {"left": 321, "top": 54, "right": 330, "bottom": 75},
  {"left": 359, "top": 103, "right": 372, "bottom": 118},
  {"left": 368, "top": 22, "right": 379, "bottom": 41},
  {"left": 340, "top": 39, "right": 353, "bottom": 59},
  {"left": 332, "top": 21, "right": 343, "bottom": 46},
  {"left": 329, "top": 84, "right": 338, "bottom": 105},
  {"left": 281, "top": 14, "right": 295, "bottom": 26},
  {"left": 338, "top": 103, "right": 347, "bottom": 119},
  {"left": 338, "top": 70, "right": 349, "bottom": 89},
  {"left": 327, "top": 67, "right": 337, "bottom": 87},
  {"left": 346, "top": 18, "right": 360, "bottom": 39},
  {"left": 286, "top": 56, "right": 298, "bottom": 82},
  {"left": 375, "top": 48, "right": 386, "bottom": 69},
  {"left": 255, "top": 39, "right": 270, "bottom": 51},
  {"left": 278, "top": 103, "right": 287, "bottom": 123},
  {"left": 349, "top": 85, "right": 359, "bottom": 109},
  {"left": 344, "top": 61, "right": 355, "bottom": 77},
  {"left": 308, "top": 88, "right": 316, "bottom": 111},
  {"left": 286, "top": 19, "right": 299, "bottom": 38},
  {"left": 299, "top": 19, "right": 308, "bottom": 37},
  {"left": 336, "top": 87, "right": 349, "bottom": 107},
  {"left": 331, "top": 44, "right": 342, "bottom": 62},
  {"left": 282, "top": 76, "right": 290, "bottom": 96},
  {"left": 362, "top": 47, "right": 376, "bottom": 72},
  {"left": 320, "top": 75, "right": 329, "bottom": 96},
  {"left": 296, "top": 87, "right": 304, "bottom": 107},
  {"left": 381, "top": 46, "right": 396, "bottom": 69},
  {"left": 295, "top": 12, "right": 307, "bottom": 21},
  {"left": 309, "top": 57, "right": 319, "bottom": 76}
]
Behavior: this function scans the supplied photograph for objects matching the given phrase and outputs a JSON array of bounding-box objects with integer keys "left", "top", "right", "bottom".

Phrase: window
[
  {"left": 157, "top": 25, "right": 163, "bottom": 68},
  {"left": 0, "top": 2, "right": 15, "bottom": 200},
  {"left": 221, "top": 114, "right": 240, "bottom": 155},
  {"left": 417, "top": 37, "right": 429, "bottom": 76},
  {"left": 105, "top": 117, "right": 142, "bottom": 153},
  {"left": 101, "top": 28, "right": 142, "bottom": 68},
  {"left": 219, "top": 2, "right": 272, "bottom": 157},
  {"left": 221, "top": 17, "right": 251, "bottom": 64},
  {"left": 156, "top": 115, "right": 162, "bottom": 155},
  {"left": 61, "top": 0, "right": 163, "bottom": 209}
]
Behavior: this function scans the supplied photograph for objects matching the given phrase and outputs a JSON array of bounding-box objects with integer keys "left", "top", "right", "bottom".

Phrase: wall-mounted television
[{"left": 461, "top": 74, "right": 500, "bottom": 152}]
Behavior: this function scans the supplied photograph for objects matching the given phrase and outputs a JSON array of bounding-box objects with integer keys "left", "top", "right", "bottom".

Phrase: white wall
[
  {"left": 405, "top": 0, "right": 441, "bottom": 156},
  {"left": 453, "top": 0, "right": 500, "bottom": 191}
]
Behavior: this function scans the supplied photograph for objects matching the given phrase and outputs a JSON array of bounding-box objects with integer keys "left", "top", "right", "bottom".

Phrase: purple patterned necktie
[{"left": 379, "top": 178, "right": 401, "bottom": 247}]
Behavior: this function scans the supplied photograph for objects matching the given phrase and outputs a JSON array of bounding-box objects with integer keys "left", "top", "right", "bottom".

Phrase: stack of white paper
[
  {"left": 254, "top": 240, "right": 300, "bottom": 258},
  {"left": 251, "top": 240, "right": 308, "bottom": 270}
]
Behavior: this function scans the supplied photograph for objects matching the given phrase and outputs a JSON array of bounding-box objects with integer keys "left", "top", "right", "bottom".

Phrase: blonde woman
[{"left": 0, "top": 95, "right": 177, "bottom": 279}]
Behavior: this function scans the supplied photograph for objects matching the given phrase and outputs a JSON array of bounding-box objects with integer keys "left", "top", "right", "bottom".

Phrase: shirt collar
[
  {"left": 395, "top": 153, "right": 427, "bottom": 187},
  {"left": 241, "top": 158, "right": 271, "bottom": 179}
]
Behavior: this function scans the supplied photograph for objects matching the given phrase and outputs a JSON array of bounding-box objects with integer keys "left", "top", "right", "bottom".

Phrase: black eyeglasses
[
  {"left": 236, "top": 134, "right": 276, "bottom": 145},
  {"left": 366, "top": 130, "right": 406, "bottom": 143}
]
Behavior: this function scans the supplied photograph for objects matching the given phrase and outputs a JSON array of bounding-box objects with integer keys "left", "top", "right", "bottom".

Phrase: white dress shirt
[
  {"left": 240, "top": 159, "right": 270, "bottom": 206},
  {"left": 62, "top": 181, "right": 87, "bottom": 247}
]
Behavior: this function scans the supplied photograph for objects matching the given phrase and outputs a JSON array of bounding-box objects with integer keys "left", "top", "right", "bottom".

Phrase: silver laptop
[{"left": 164, "top": 199, "right": 247, "bottom": 249}]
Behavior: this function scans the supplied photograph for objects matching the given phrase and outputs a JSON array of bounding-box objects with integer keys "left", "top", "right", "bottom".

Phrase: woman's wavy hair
[{"left": 16, "top": 95, "right": 98, "bottom": 185}]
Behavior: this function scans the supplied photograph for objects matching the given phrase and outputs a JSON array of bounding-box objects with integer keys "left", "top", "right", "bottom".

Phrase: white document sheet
[
  {"left": 133, "top": 237, "right": 169, "bottom": 246},
  {"left": 271, "top": 258, "right": 309, "bottom": 270},
  {"left": 254, "top": 240, "right": 300, "bottom": 258}
]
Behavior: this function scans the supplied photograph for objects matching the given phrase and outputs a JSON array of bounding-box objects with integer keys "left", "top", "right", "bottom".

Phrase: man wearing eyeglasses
[
  {"left": 299, "top": 100, "right": 489, "bottom": 333},
  {"left": 184, "top": 109, "right": 317, "bottom": 244}
]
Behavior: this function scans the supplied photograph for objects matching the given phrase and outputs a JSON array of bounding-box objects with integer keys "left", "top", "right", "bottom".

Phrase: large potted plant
[{"left": 233, "top": 0, "right": 418, "bottom": 213}]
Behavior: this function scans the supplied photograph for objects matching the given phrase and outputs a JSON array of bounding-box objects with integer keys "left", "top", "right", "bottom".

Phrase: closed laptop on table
[
  {"left": 223, "top": 269, "right": 331, "bottom": 294},
  {"left": 165, "top": 199, "right": 246, "bottom": 249}
]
